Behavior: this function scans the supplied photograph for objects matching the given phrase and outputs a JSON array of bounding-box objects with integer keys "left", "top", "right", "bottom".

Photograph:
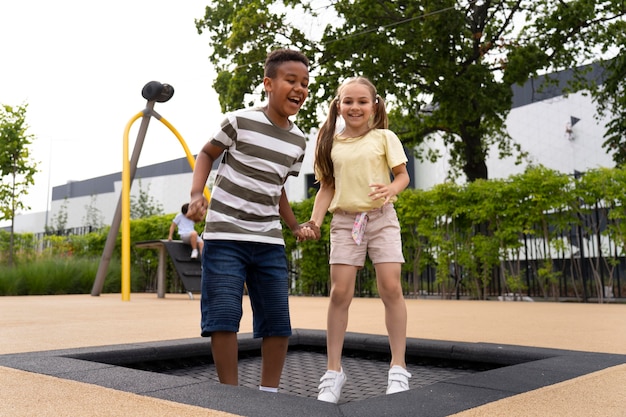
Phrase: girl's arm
[{"left": 309, "top": 181, "right": 335, "bottom": 227}]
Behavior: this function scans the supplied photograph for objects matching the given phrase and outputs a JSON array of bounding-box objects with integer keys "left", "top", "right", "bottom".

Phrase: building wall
[
  {"left": 414, "top": 89, "right": 614, "bottom": 190},
  {"left": 413, "top": 63, "right": 612, "bottom": 189}
]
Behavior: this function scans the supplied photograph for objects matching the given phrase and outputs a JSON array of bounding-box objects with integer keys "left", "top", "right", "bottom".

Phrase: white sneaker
[
  {"left": 190, "top": 249, "right": 198, "bottom": 259},
  {"left": 317, "top": 368, "right": 347, "bottom": 403},
  {"left": 386, "top": 365, "right": 411, "bottom": 394}
]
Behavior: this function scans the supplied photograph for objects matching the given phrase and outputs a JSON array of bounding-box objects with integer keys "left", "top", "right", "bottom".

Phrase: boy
[
  {"left": 167, "top": 203, "right": 203, "bottom": 259},
  {"left": 186, "top": 49, "right": 318, "bottom": 392}
]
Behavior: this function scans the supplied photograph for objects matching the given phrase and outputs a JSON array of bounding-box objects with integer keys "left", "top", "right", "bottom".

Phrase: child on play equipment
[
  {"left": 168, "top": 203, "right": 204, "bottom": 259},
  {"left": 186, "top": 48, "right": 320, "bottom": 393},
  {"left": 307, "top": 76, "right": 411, "bottom": 403}
]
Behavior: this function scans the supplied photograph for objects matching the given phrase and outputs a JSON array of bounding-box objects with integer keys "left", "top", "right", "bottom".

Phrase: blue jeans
[{"left": 200, "top": 240, "right": 292, "bottom": 339}]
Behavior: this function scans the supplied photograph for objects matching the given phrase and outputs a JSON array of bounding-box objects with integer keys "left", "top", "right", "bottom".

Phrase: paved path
[{"left": 1, "top": 293, "right": 625, "bottom": 416}]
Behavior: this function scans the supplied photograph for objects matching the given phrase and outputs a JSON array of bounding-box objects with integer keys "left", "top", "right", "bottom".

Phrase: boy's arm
[
  {"left": 279, "top": 188, "right": 299, "bottom": 232},
  {"left": 279, "top": 187, "right": 320, "bottom": 240},
  {"left": 188, "top": 141, "right": 223, "bottom": 218}
]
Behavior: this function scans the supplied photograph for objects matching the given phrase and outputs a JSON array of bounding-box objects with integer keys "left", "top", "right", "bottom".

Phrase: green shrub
[
  {"left": 0, "top": 256, "right": 147, "bottom": 295},
  {"left": 0, "top": 213, "right": 177, "bottom": 295}
]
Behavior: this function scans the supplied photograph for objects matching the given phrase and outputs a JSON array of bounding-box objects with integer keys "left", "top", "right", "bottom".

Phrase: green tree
[
  {"left": 195, "top": 0, "right": 315, "bottom": 112},
  {"left": 0, "top": 104, "right": 38, "bottom": 266},
  {"left": 589, "top": 54, "right": 626, "bottom": 164},
  {"left": 508, "top": 166, "right": 573, "bottom": 300},
  {"left": 196, "top": 0, "right": 625, "bottom": 181}
]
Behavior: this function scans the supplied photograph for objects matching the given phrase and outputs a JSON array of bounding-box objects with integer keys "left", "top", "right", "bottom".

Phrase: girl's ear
[{"left": 263, "top": 76, "right": 272, "bottom": 93}]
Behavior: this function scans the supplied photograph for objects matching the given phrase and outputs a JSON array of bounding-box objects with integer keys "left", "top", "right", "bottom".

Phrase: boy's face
[{"left": 264, "top": 61, "right": 309, "bottom": 120}]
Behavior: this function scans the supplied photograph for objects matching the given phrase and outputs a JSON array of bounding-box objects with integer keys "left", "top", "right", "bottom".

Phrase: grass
[{"left": 0, "top": 257, "right": 127, "bottom": 296}]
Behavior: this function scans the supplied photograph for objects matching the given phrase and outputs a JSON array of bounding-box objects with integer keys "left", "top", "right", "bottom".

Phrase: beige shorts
[
  {"left": 180, "top": 233, "right": 202, "bottom": 245},
  {"left": 329, "top": 204, "right": 405, "bottom": 266}
]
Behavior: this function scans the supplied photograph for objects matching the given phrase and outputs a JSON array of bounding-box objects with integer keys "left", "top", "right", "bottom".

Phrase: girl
[{"left": 308, "top": 77, "right": 411, "bottom": 403}]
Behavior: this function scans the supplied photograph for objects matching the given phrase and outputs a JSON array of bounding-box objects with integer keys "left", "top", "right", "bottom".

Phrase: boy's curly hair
[{"left": 264, "top": 49, "right": 309, "bottom": 78}]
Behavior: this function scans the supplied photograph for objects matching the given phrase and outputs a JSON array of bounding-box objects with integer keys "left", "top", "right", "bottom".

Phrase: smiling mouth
[{"left": 288, "top": 97, "right": 302, "bottom": 105}]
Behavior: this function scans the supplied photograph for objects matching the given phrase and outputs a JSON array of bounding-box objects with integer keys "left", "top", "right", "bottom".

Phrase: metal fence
[{"left": 405, "top": 206, "right": 625, "bottom": 302}]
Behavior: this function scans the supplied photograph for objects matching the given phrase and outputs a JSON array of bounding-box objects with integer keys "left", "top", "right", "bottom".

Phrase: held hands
[
  {"left": 294, "top": 220, "right": 321, "bottom": 242},
  {"left": 187, "top": 196, "right": 208, "bottom": 223}
]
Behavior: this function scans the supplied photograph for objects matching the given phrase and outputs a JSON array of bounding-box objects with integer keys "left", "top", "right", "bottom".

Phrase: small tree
[
  {"left": 0, "top": 104, "right": 38, "bottom": 266},
  {"left": 47, "top": 198, "right": 69, "bottom": 234},
  {"left": 82, "top": 195, "right": 104, "bottom": 230},
  {"left": 130, "top": 180, "right": 164, "bottom": 219}
]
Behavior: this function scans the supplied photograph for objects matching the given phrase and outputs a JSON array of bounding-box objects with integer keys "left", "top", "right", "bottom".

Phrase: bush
[
  {"left": 0, "top": 213, "right": 179, "bottom": 296},
  {"left": 0, "top": 256, "right": 147, "bottom": 295}
]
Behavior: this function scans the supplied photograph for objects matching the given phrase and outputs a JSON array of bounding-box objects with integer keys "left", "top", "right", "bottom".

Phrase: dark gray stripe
[
  {"left": 236, "top": 141, "right": 299, "bottom": 168},
  {"left": 214, "top": 175, "right": 279, "bottom": 206},
  {"left": 225, "top": 153, "right": 285, "bottom": 186},
  {"left": 205, "top": 221, "right": 284, "bottom": 239},
  {"left": 236, "top": 116, "right": 306, "bottom": 150},
  {"left": 209, "top": 198, "right": 280, "bottom": 223},
  {"left": 221, "top": 118, "right": 237, "bottom": 139}
]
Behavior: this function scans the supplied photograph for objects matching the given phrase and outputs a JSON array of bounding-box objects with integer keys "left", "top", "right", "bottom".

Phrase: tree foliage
[
  {"left": 195, "top": 0, "right": 625, "bottom": 181},
  {"left": 195, "top": 0, "right": 316, "bottom": 111},
  {"left": 0, "top": 104, "right": 38, "bottom": 266}
]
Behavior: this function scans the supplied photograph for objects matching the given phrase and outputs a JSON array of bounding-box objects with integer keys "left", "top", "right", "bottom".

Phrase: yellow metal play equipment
[{"left": 91, "top": 81, "right": 210, "bottom": 301}]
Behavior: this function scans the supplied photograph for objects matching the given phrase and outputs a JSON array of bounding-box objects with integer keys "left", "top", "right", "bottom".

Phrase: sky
[{"left": 0, "top": 1, "right": 224, "bottom": 216}]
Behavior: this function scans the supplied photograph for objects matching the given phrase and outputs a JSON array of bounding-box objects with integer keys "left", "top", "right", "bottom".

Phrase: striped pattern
[{"left": 202, "top": 108, "right": 306, "bottom": 245}]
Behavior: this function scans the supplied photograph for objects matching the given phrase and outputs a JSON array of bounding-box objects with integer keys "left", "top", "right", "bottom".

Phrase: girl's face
[{"left": 338, "top": 83, "right": 375, "bottom": 132}]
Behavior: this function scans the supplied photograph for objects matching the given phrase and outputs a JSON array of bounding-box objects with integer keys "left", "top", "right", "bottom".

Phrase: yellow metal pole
[{"left": 121, "top": 112, "right": 142, "bottom": 301}]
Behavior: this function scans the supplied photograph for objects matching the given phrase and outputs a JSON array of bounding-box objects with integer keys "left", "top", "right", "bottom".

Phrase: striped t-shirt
[{"left": 202, "top": 107, "right": 306, "bottom": 245}]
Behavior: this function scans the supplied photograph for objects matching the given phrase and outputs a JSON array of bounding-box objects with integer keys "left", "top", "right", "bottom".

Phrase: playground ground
[{"left": 1, "top": 293, "right": 626, "bottom": 416}]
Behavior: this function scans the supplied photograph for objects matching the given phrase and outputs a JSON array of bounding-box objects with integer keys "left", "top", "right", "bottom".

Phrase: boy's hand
[
  {"left": 297, "top": 221, "right": 321, "bottom": 241},
  {"left": 187, "top": 196, "right": 208, "bottom": 223}
]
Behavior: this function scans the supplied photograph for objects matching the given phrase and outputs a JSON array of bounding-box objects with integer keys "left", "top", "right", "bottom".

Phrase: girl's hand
[
  {"left": 368, "top": 183, "right": 394, "bottom": 204},
  {"left": 294, "top": 221, "right": 320, "bottom": 242},
  {"left": 300, "top": 221, "right": 321, "bottom": 240}
]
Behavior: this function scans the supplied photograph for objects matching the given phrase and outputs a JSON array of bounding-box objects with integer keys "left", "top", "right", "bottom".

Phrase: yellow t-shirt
[{"left": 326, "top": 128, "right": 408, "bottom": 213}]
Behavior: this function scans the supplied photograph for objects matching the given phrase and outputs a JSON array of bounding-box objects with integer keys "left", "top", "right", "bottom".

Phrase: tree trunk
[{"left": 462, "top": 130, "right": 488, "bottom": 182}]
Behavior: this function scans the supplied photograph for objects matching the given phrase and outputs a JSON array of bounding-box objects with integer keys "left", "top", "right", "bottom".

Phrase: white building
[
  {"left": 8, "top": 63, "right": 614, "bottom": 234},
  {"left": 415, "top": 63, "right": 613, "bottom": 189}
]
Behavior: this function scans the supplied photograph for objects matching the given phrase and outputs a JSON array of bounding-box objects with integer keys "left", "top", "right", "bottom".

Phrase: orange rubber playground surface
[{"left": 1, "top": 293, "right": 625, "bottom": 416}]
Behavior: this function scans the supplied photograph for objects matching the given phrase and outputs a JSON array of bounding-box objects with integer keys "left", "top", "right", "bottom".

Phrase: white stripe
[{"left": 202, "top": 231, "right": 284, "bottom": 245}]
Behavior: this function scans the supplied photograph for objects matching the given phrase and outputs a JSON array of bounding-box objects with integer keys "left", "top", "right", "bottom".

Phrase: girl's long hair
[{"left": 314, "top": 77, "right": 388, "bottom": 187}]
